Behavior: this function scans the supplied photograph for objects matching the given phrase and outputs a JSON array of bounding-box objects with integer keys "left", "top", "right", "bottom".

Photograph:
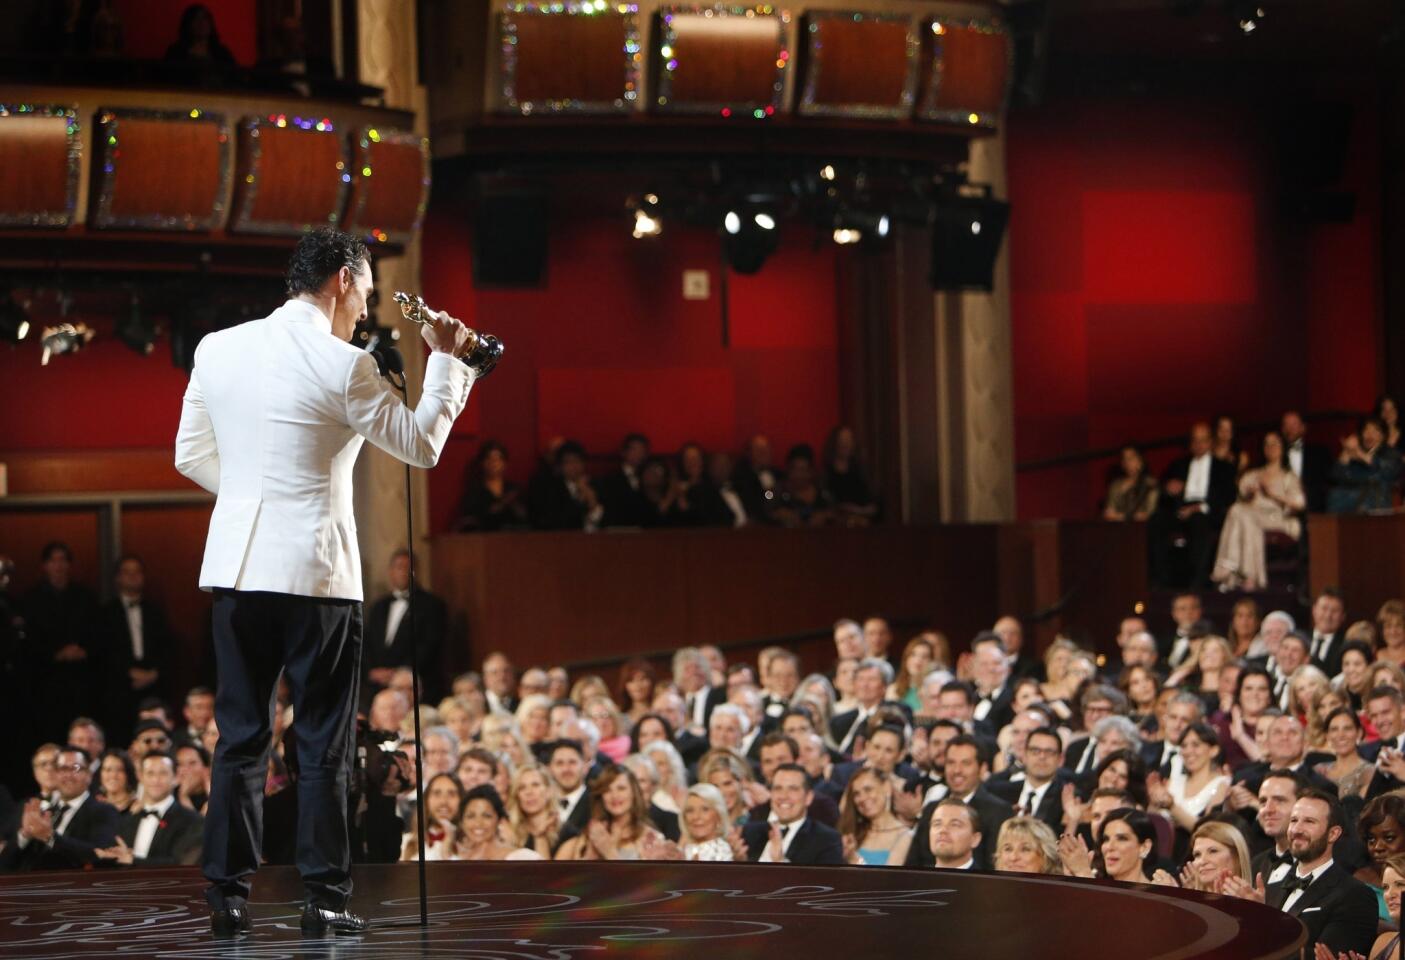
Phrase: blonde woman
[
  {"left": 1166, "top": 636, "right": 1234, "bottom": 714},
  {"left": 994, "top": 816, "right": 1062, "bottom": 875},
  {"left": 1379, "top": 600, "right": 1405, "bottom": 667},
  {"left": 514, "top": 694, "right": 553, "bottom": 745},
  {"left": 1287, "top": 664, "right": 1331, "bottom": 725},
  {"left": 1179, "top": 820, "right": 1252, "bottom": 893},
  {"left": 507, "top": 761, "right": 561, "bottom": 858},
  {"left": 641, "top": 739, "right": 688, "bottom": 813},
  {"left": 480, "top": 714, "right": 532, "bottom": 769},
  {"left": 584, "top": 696, "right": 631, "bottom": 763},
  {"left": 697, "top": 749, "right": 756, "bottom": 827},
  {"left": 1038, "top": 638, "right": 1084, "bottom": 706},
  {"left": 570, "top": 674, "right": 611, "bottom": 706},
  {"left": 437, "top": 696, "right": 481, "bottom": 748},
  {"left": 1367, "top": 660, "right": 1405, "bottom": 696},
  {"left": 677, "top": 783, "right": 736, "bottom": 861}
]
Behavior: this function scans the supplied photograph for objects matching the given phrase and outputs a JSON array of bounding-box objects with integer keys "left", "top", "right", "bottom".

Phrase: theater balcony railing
[{"left": 0, "top": 61, "right": 428, "bottom": 276}]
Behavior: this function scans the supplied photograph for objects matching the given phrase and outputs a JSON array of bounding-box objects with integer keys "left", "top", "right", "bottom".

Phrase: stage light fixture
[
  {"left": 40, "top": 322, "right": 94, "bottom": 365},
  {"left": 832, "top": 228, "right": 862, "bottom": 245},
  {"left": 116, "top": 295, "right": 158, "bottom": 355},
  {"left": 630, "top": 193, "right": 663, "bottom": 239},
  {"left": 830, "top": 209, "right": 893, "bottom": 246},
  {"left": 819, "top": 164, "right": 836, "bottom": 181},
  {"left": 0, "top": 293, "right": 30, "bottom": 343},
  {"left": 929, "top": 188, "right": 1010, "bottom": 292},
  {"left": 721, "top": 205, "right": 781, "bottom": 275}
]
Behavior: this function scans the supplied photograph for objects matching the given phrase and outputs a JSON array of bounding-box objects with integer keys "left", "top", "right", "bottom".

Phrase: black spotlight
[
  {"left": 721, "top": 206, "right": 780, "bottom": 275},
  {"left": 0, "top": 292, "right": 30, "bottom": 343},
  {"left": 116, "top": 294, "right": 159, "bottom": 355},
  {"left": 929, "top": 190, "right": 1010, "bottom": 292},
  {"left": 473, "top": 188, "right": 548, "bottom": 288}
]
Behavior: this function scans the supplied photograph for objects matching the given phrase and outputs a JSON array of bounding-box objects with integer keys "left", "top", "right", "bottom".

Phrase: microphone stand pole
[{"left": 391, "top": 371, "right": 429, "bottom": 928}]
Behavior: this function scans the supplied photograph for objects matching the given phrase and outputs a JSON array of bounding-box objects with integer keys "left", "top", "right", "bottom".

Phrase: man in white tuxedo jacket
[{"left": 174, "top": 228, "right": 477, "bottom": 937}]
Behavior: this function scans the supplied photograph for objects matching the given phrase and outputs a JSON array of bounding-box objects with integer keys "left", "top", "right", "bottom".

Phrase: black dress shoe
[
  {"left": 210, "top": 907, "right": 252, "bottom": 937},
  {"left": 301, "top": 903, "right": 368, "bottom": 936}
]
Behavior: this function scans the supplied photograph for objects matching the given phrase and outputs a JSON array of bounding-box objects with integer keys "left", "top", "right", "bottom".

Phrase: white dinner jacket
[{"left": 174, "top": 299, "right": 473, "bottom": 600}]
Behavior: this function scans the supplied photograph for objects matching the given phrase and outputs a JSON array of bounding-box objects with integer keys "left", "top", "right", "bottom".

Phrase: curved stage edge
[{"left": 0, "top": 861, "right": 1304, "bottom": 959}]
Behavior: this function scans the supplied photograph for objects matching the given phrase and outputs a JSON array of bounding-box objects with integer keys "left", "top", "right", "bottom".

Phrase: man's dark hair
[
  {"left": 285, "top": 227, "right": 369, "bottom": 298},
  {"left": 1027, "top": 726, "right": 1062, "bottom": 752},
  {"left": 1298, "top": 788, "right": 1346, "bottom": 834},
  {"left": 1318, "top": 586, "right": 1344, "bottom": 603},
  {"left": 186, "top": 686, "right": 214, "bottom": 701},
  {"left": 928, "top": 718, "right": 963, "bottom": 736},
  {"left": 770, "top": 762, "right": 811, "bottom": 788},
  {"left": 142, "top": 750, "right": 175, "bottom": 769},
  {"left": 548, "top": 738, "right": 585, "bottom": 761},
  {"left": 61, "top": 744, "right": 92, "bottom": 766},
  {"left": 41, "top": 541, "right": 72, "bottom": 563},
  {"left": 1260, "top": 768, "right": 1306, "bottom": 798},
  {"left": 939, "top": 681, "right": 977, "bottom": 706},
  {"left": 176, "top": 742, "right": 211, "bottom": 767},
  {"left": 622, "top": 433, "right": 649, "bottom": 450},
  {"left": 463, "top": 783, "right": 509, "bottom": 820},
  {"left": 554, "top": 441, "right": 587, "bottom": 466},
  {"left": 934, "top": 796, "right": 982, "bottom": 835},
  {"left": 112, "top": 553, "right": 143, "bottom": 576},
  {"left": 1368, "top": 685, "right": 1405, "bottom": 707},
  {"left": 759, "top": 732, "right": 799, "bottom": 760},
  {"left": 970, "top": 630, "right": 1003, "bottom": 652},
  {"left": 461, "top": 747, "right": 501, "bottom": 775},
  {"left": 945, "top": 733, "right": 990, "bottom": 767}
]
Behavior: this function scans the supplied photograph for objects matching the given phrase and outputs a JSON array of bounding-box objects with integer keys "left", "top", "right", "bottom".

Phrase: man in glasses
[
  {"left": 130, "top": 719, "right": 174, "bottom": 764},
  {"left": 1, "top": 746, "right": 118, "bottom": 870}
]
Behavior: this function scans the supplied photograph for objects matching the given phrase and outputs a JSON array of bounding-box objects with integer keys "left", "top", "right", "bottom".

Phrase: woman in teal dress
[
  {"left": 838, "top": 767, "right": 913, "bottom": 867},
  {"left": 888, "top": 634, "right": 947, "bottom": 713}
]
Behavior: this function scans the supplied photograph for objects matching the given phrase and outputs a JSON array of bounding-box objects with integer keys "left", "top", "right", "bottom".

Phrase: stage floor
[{"left": 0, "top": 861, "right": 1303, "bottom": 959}]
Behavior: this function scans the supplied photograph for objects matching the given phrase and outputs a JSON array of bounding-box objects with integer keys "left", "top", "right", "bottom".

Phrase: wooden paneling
[
  {"left": 341, "top": 129, "right": 429, "bottom": 245},
  {"left": 91, "top": 109, "right": 232, "bottom": 231},
  {"left": 0, "top": 509, "right": 103, "bottom": 595},
  {"left": 1310, "top": 514, "right": 1405, "bottom": 617},
  {"left": 499, "top": 10, "right": 638, "bottom": 113},
  {"left": 0, "top": 107, "right": 78, "bottom": 228},
  {"left": 798, "top": 12, "right": 917, "bottom": 118},
  {"left": 432, "top": 525, "right": 1004, "bottom": 677},
  {"left": 653, "top": 10, "right": 787, "bottom": 113},
  {"left": 918, "top": 18, "right": 1010, "bottom": 127},
  {"left": 0, "top": 449, "right": 195, "bottom": 494},
  {"left": 229, "top": 119, "right": 348, "bottom": 236}
]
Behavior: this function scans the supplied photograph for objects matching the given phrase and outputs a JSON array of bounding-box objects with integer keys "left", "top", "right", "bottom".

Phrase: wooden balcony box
[
  {"left": 652, "top": 5, "right": 790, "bottom": 116},
  {"left": 917, "top": 17, "right": 1012, "bottom": 129},
  {"left": 229, "top": 114, "right": 351, "bottom": 236},
  {"left": 498, "top": 2, "right": 642, "bottom": 114},
  {"left": 91, "top": 107, "right": 232, "bottom": 231},
  {"left": 797, "top": 11, "right": 918, "bottom": 119},
  {"left": 0, "top": 104, "right": 81, "bottom": 228}
]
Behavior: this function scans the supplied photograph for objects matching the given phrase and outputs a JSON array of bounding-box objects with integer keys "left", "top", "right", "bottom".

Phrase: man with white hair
[
  {"left": 729, "top": 686, "right": 766, "bottom": 761},
  {"left": 368, "top": 689, "right": 409, "bottom": 739},
  {"left": 708, "top": 704, "right": 750, "bottom": 753},
  {"left": 1249, "top": 610, "right": 1296, "bottom": 665},
  {"left": 673, "top": 646, "right": 723, "bottom": 734},
  {"left": 652, "top": 688, "right": 707, "bottom": 766},
  {"left": 418, "top": 727, "right": 459, "bottom": 779}
]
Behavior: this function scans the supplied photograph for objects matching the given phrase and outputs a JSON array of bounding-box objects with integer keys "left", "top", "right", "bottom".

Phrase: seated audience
[
  {"left": 98, "top": 751, "right": 202, "bottom": 867},
  {"left": 1329, "top": 417, "right": 1403, "bottom": 514},
  {"left": 97, "top": 749, "right": 138, "bottom": 814},
  {"left": 823, "top": 426, "right": 877, "bottom": 526},
  {"left": 531, "top": 440, "right": 604, "bottom": 531},
  {"left": 673, "top": 783, "right": 737, "bottom": 861},
  {"left": 1315, "top": 707, "right": 1374, "bottom": 799},
  {"left": 1212, "top": 431, "right": 1305, "bottom": 592},
  {"left": 1103, "top": 445, "right": 1159, "bottom": 521},
  {"left": 455, "top": 441, "right": 529, "bottom": 532},
  {"left": 926, "top": 798, "right": 982, "bottom": 871},
  {"left": 771, "top": 445, "right": 835, "bottom": 528},
  {"left": 1149, "top": 722, "right": 1230, "bottom": 833},
  {"left": 732, "top": 434, "right": 782, "bottom": 523},
  {"left": 2, "top": 746, "right": 118, "bottom": 870},
  {"left": 993, "top": 815, "right": 1062, "bottom": 874},
  {"left": 555, "top": 764, "right": 663, "bottom": 860},
  {"left": 1179, "top": 818, "right": 1252, "bottom": 893},
  {"left": 1148, "top": 423, "right": 1238, "bottom": 589},
  {"left": 401, "top": 773, "right": 463, "bottom": 862},
  {"left": 617, "top": 658, "right": 657, "bottom": 725},
  {"left": 1098, "top": 808, "right": 1168, "bottom": 885},
  {"left": 599, "top": 433, "right": 651, "bottom": 527},
  {"left": 454, "top": 785, "right": 542, "bottom": 860},
  {"left": 506, "top": 762, "right": 561, "bottom": 859},
  {"left": 739, "top": 764, "right": 843, "bottom": 865},
  {"left": 838, "top": 767, "right": 913, "bottom": 866},
  {"left": 99, "top": 555, "right": 171, "bottom": 741}
]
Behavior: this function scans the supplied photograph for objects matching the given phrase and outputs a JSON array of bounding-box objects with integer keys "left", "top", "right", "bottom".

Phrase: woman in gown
[{"left": 1212, "top": 431, "right": 1305, "bottom": 591}]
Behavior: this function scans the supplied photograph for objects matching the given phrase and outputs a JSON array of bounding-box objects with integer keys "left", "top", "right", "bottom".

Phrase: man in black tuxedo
[
  {"left": 547, "top": 740, "right": 592, "bottom": 838},
  {"left": 993, "top": 615, "right": 1043, "bottom": 682},
  {"left": 1251, "top": 790, "right": 1376, "bottom": 957},
  {"left": 598, "top": 433, "right": 651, "bottom": 527},
  {"left": 99, "top": 752, "right": 203, "bottom": 867},
  {"left": 739, "top": 764, "right": 843, "bottom": 864},
  {"left": 1246, "top": 770, "right": 1305, "bottom": 883},
  {"left": 968, "top": 635, "right": 1015, "bottom": 735},
  {"left": 1141, "top": 692, "right": 1203, "bottom": 775},
  {"left": 1233, "top": 715, "right": 1336, "bottom": 796},
  {"left": 99, "top": 555, "right": 172, "bottom": 741},
  {"left": 829, "top": 658, "right": 910, "bottom": 757},
  {"left": 529, "top": 441, "right": 603, "bottom": 531},
  {"left": 1160, "top": 592, "right": 1205, "bottom": 671},
  {"left": 1282, "top": 410, "right": 1333, "bottom": 514},
  {"left": 0, "top": 746, "right": 118, "bottom": 871},
  {"left": 987, "top": 728, "right": 1066, "bottom": 834},
  {"left": 905, "top": 735, "right": 1012, "bottom": 870},
  {"left": 759, "top": 650, "right": 800, "bottom": 729},
  {"left": 926, "top": 798, "right": 984, "bottom": 871},
  {"left": 731, "top": 434, "right": 782, "bottom": 524},
  {"left": 749, "top": 733, "right": 841, "bottom": 827},
  {"left": 1362, "top": 686, "right": 1405, "bottom": 764},
  {"left": 482, "top": 651, "right": 518, "bottom": 717},
  {"left": 1306, "top": 588, "right": 1347, "bottom": 679},
  {"left": 673, "top": 647, "right": 725, "bottom": 735},
  {"left": 22, "top": 542, "right": 102, "bottom": 742},
  {"left": 1149, "top": 422, "right": 1238, "bottom": 588},
  {"left": 363, "top": 550, "right": 447, "bottom": 702},
  {"left": 649, "top": 690, "right": 708, "bottom": 767}
]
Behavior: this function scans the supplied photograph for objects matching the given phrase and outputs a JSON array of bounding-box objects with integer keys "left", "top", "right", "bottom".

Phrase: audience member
[
  {"left": 531, "top": 441, "right": 604, "bottom": 531},
  {"left": 1103, "top": 445, "right": 1159, "bottom": 522},
  {"left": 1212, "top": 432, "right": 1305, "bottom": 592},
  {"left": 823, "top": 426, "right": 877, "bottom": 525},
  {"left": 1282, "top": 410, "right": 1333, "bottom": 513},
  {"left": 454, "top": 785, "right": 542, "bottom": 860},
  {"left": 455, "top": 441, "right": 529, "bottom": 531},
  {"left": 739, "top": 764, "right": 843, "bottom": 865},
  {"left": 1, "top": 746, "right": 118, "bottom": 870},
  {"left": 771, "top": 445, "right": 835, "bottom": 528},
  {"left": 99, "top": 555, "right": 171, "bottom": 741},
  {"left": 1329, "top": 417, "right": 1403, "bottom": 514},
  {"left": 23, "top": 543, "right": 102, "bottom": 742},
  {"left": 556, "top": 764, "right": 663, "bottom": 860},
  {"left": 98, "top": 752, "right": 203, "bottom": 867},
  {"left": 732, "top": 435, "right": 782, "bottom": 523},
  {"left": 1149, "top": 423, "right": 1238, "bottom": 589}
]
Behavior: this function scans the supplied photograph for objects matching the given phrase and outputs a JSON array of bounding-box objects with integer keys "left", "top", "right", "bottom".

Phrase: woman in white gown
[{"left": 1212, "top": 431, "right": 1305, "bottom": 591}]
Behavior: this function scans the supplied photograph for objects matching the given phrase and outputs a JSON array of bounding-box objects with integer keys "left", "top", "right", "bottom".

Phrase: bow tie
[
  {"left": 778, "top": 823, "right": 792, "bottom": 840},
  {"left": 393, "top": 591, "right": 409, "bottom": 601},
  {"left": 1271, "top": 849, "right": 1296, "bottom": 868},
  {"left": 559, "top": 798, "right": 570, "bottom": 810},
  {"left": 140, "top": 808, "right": 162, "bottom": 819},
  {"left": 1281, "top": 872, "right": 1315, "bottom": 895}
]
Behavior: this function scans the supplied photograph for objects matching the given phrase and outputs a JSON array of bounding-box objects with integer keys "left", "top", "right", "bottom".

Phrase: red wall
[
  {"left": 419, "top": 213, "right": 842, "bottom": 532},
  {"left": 1006, "top": 91, "right": 1382, "bottom": 518},
  {"left": 115, "top": 0, "right": 259, "bottom": 65}
]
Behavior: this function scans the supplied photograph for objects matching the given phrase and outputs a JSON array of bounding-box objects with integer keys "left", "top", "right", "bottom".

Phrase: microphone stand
[{"left": 375, "top": 347, "right": 429, "bottom": 928}]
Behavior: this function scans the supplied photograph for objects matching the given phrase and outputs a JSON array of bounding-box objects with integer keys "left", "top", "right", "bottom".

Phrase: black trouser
[
  {"left": 203, "top": 590, "right": 362, "bottom": 911},
  {"left": 1148, "top": 507, "right": 1219, "bottom": 589}
]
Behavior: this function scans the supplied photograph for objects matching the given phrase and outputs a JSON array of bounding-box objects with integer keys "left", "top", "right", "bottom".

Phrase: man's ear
[{"left": 338, "top": 265, "right": 353, "bottom": 292}]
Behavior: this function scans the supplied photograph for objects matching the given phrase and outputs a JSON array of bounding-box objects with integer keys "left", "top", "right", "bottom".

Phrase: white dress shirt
[
  {"left": 20, "top": 792, "right": 88, "bottom": 849},
  {"left": 559, "top": 785, "right": 587, "bottom": 824},
  {"left": 133, "top": 794, "right": 176, "bottom": 859},
  {"left": 1288, "top": 441, "right": 1305, "bottom": 479},
  {"left": 719, "top": 486, "right": 747, "bottom": 527},
  {"left": 175, "top": 300, "right": 474, "bottom": 601},
  {"left": 123, "top": 598, "right": 145, "bottom": 661},
  {"left": 1282, "top": 858, "right": 1335, "bottom": 913},
  {"left": 760, "top": 816, "right": 806, "bottom": 862},
  {"left": 1017, "top": 779, "right": 1052, "bottom": 817},
  {"left": 385, "top": 590, "right": 410, "bottom": 647},
  {"left": 1184, "top": 453, "right": 1213, "bottom": 505},
  {"left": 973, "top": 685, "right": 1005, "bottom": 723}
]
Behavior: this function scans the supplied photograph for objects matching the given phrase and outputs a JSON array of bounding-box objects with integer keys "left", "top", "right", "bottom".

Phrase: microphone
[{"left": 373, "top": 343, "right": 404, "bottom": 379}]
